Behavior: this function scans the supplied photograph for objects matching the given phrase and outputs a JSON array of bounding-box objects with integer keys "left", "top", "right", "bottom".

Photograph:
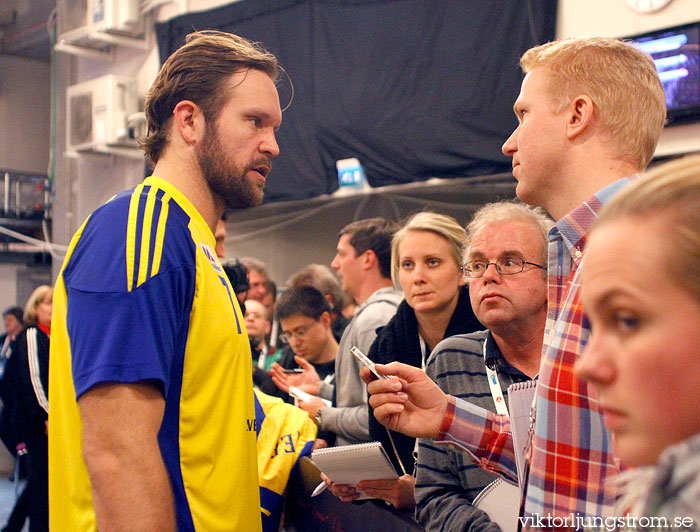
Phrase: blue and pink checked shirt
[{"left": 436, "top": 178, "right": 633, "bottom": 525}]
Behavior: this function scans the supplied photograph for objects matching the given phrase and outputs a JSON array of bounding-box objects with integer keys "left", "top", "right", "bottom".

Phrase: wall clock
[{"left": 625, "top": 0, "right": 675, "bottom": 13}]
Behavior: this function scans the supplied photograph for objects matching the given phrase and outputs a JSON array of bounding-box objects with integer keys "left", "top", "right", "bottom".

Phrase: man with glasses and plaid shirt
[
  {"left": 364, "top": 37, "right": 667, "bottom": 528},
  {"left": 415, "top": 201, "right": 552, "bottom": 532}
]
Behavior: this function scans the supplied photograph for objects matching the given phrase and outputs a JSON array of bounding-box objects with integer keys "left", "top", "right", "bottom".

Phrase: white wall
[
  {"left": 0, "top": 54, "right": 51, "bottom": 315},
  {"left": 557, "top": 0, "right": 700, "bottom": 157},
  {"left": 0, "top": 55, "right": 50, "bottom": 174},
  {"left": 0, "top": 264, "right": 18, "bottom": 320}
]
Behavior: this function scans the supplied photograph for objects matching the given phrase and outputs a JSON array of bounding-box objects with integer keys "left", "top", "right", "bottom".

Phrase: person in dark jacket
[{"left": 2, "top": 285, "right": 52, "bottom": 532}]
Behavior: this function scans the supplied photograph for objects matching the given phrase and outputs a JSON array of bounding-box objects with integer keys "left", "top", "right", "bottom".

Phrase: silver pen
[{"left": 311, "top": 480, "right": 328, "bottom": 497}]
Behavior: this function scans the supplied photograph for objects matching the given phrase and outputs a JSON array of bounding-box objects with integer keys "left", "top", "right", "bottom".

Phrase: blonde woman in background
[{"left": 325, "top": 211, "right": 482, "bottom": 509}]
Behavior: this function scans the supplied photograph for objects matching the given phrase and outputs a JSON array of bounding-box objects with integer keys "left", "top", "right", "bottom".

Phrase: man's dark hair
[
  {"left": 2, "top": 306, "right": 23, "bottom": 324},
  {"left": 222, "top": 259, "right": 250, "bottom": 295},
  {"left": 339, "top": 217, "right": 399, "bottom": 279},
  {"left": 140, "top": 30, "right": 279, "bottom": 167},
  {"left": 275, "top": 286, "right": 331, "bottom": 322}
]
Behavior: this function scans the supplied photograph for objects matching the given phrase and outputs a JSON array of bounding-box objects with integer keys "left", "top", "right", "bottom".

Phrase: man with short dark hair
[
  {"left": 276, "top": 286, "right": 338, "bottom": 387},
  {"left": 270, "top": 217, "right": 402, "bottom": 445},
  {"left": 262, "top": 264, "right": 349, "bottom": 400},
  {"left": 49, "top": 30, "right": 282, "bottom": 531}
]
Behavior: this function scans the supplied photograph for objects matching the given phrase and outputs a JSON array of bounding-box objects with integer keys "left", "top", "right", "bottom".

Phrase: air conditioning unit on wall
[
  {"left": 66, "top": 74, "right": 139, "bottom": 153},
  {"left": 57, "top": 0, "right": 143, "bottom": 46}
]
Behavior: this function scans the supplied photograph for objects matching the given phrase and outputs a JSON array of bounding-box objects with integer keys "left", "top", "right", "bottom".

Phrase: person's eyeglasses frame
[
  {"left": 278, "top": 318, "right": 322, "bottom": 344},
  {"left": 461, "top": 258, "right": 545, "bottom": 278}
]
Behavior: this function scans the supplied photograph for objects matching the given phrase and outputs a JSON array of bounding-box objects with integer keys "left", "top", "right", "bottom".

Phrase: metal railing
[{"left": 1, "top": 171, "right": 51, "bottom": 221}]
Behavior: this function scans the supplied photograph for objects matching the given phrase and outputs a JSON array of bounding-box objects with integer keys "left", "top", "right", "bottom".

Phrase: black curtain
[{"left": 156, "top": 0, "right": 557, "bottom": 203}]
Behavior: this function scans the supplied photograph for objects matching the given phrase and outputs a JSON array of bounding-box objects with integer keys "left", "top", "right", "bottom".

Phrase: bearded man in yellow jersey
[{"left": 49, "top": 30, "right": 282, "bottom": 532}]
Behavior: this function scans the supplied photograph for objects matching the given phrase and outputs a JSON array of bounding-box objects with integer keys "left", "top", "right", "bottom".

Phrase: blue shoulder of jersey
[{"left": 64, "top": 184, "right": 194, "bottom": 293}]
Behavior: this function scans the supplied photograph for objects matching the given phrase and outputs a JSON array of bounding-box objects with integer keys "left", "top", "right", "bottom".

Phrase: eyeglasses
[
  {"left": 278, "top": 323, "right": 314, "bottom": 344},
  {"left": 461, "top": 258, "right": 545, "bottom": 278}
]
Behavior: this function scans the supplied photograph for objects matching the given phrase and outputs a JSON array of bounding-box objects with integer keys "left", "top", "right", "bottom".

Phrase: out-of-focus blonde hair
[
  {"left": 595, "top": 154, "right": 700, "bottom": 304},
  {"left": 391, "top": 212, "right": 465, "bottom": 287},
  {"left": 23, "top": 285, "right": 53, "bottom": 326}
]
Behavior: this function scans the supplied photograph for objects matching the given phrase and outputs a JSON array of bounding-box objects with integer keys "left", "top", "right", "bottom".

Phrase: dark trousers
[{"left": 25, "top": 433, "right": 47, "bottom": 532}]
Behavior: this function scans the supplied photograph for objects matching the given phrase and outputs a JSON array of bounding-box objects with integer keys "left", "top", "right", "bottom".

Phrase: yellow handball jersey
[
  {"left": 49, "top": 176, "right": 261, "bottom": 531},
  {"left": 254, "top": 390, "right": 317, "bottom": 532}
]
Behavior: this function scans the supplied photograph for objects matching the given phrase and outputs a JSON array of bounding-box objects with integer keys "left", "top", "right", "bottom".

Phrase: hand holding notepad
[
  {"left": 288, "top": 386, "right": 332, "bottom": 408},
  {"left": 311, "top": 442, "right": 398, "bottom": 500}
]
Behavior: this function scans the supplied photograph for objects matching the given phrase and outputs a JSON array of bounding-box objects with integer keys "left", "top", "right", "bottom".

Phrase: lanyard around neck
[
  {"left": 484, "top": 336, "right": 509, "bottom": 417},
  {"left": 419, "top": 335, "right": 428, "bottom": 371}
]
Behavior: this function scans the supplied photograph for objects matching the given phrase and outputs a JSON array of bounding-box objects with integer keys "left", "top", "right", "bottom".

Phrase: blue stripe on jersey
[
  {"left": 218, "top": 275, "right": 242, "bottom": 334},
  {"left": 158, "top": 272, "right": 195, "bottom": 532},
  {"left": 255, "top": 393, "right": 265, "bottom": 438},
  {"left": 260, "top": 487, "right": 283, "bottom": 532}
]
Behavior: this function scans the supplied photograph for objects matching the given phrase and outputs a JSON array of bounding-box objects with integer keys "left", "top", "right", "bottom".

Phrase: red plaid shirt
[{"left": 437, "top": 179, "right": 633, "bottom": 525}]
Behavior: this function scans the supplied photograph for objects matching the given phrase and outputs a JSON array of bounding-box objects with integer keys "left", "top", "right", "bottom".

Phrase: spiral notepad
[
  {"left": 507, "top": 379, "right": 537, "bottom": 485},
  {"left": 473, "top": 478, "right": 520, "bottom": 532},
  {"left": 311, "top": 441, "right": 398, "bottom": 499}
]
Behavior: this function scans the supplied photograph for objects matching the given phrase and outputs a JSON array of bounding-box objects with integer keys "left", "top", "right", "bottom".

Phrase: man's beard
[{"left": 196, "top": 125, "right": 269, "bottom": 209}]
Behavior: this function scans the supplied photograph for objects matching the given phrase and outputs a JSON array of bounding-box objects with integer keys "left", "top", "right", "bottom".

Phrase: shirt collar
[
  {"left": 551, "top": 176, "right": 635, "bottom": 262},
  {"left": 484, "top": 330, "right": 506, "bottom": 370},
  {"left": 484, "top": 330, "right": 536, "bottom": 380}
]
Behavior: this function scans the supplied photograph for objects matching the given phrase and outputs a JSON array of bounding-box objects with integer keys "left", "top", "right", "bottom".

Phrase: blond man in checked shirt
[{"left": 364, "top": 37, "right": 666, "bottom": 528}]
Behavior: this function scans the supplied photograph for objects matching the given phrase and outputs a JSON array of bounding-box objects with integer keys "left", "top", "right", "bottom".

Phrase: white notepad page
[{"left": 311, "top": 441, "right": 398, "bottom": 500}]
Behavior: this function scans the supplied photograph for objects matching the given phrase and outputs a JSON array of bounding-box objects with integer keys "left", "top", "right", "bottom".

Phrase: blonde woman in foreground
[{"left": 575, "top": 154, "right": 700, "bottom": 529}]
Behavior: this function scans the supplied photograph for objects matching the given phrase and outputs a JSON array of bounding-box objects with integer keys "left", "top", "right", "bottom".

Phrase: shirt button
[{"left": 574, "top": 249, "right": 582, "bottom": 259}]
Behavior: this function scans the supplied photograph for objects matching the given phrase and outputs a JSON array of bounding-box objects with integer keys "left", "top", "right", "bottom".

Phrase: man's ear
[
  {"left": 361, "top": 249, "right": 377, "bottom": 271},
  {"left": 566, "top": 95, "right": 595, "bottom": 140},
  {"left": 172, "top": 100, "right": 205, "bottom": 146}
]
